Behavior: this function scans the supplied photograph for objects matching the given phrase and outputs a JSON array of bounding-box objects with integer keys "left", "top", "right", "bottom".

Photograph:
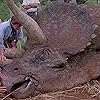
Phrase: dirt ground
[{"left": 1, "top": 79, "right": 100, "bottom": 100}]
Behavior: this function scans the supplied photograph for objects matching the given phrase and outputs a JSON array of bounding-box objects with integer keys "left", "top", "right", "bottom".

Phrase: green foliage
[
  {"left": 0, "top": 0, "right": 21, "bottom": 21},
  {"left": 86, "top": 0, "right": 100, "bottom": 4},
  {"left": 0, "top": 0, "right": 100, "bottom": 21},
  {"left": 40, "top": 0, "right": 48, "bottom": 9},
  {"left": 0, "top": 0, "right": 10, "bottom": 21},
  {"left": 40, "top": 0, "right": 57, "bottom": 9}
]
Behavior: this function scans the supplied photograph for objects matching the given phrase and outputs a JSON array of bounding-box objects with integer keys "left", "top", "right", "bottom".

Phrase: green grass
[
  {"left": 0, "top": 0, "right": 10, "bottom": 21},
  {"left": 86, "top": 0, "right": 100, "bottom": 3},
  {"left": 0, "top": 0, "right": 21, "bottom": 21}
]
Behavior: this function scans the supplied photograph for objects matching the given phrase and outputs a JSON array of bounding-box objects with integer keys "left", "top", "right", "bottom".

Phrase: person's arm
[
  {"left": 28, "top": 3, "right": 39, "bottom": 8},
  {"left": 22, "top": 0, "right": 40, "bottom": 9},
  {"left": 22, "top": 0, "right": 31, "bottom": 9},
  {"left": 22, "top": 5, "right": 31, "bottom": 9},
  {"left": 29, "top": 0, "right": 40, "bottom": 8},
  {"left": 22, "top": 3, "right": 39, "bottom": 9}
]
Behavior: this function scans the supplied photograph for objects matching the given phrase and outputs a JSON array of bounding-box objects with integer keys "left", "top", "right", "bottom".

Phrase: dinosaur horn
[{"left": 5, "top": 0, "right": 47, "bottom": 44}]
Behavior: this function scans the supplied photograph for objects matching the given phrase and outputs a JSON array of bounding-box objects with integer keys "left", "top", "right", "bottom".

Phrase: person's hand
[
  {"left": 23, "top": 5, "right": 31, "bottom": 9},
  {"left": 0, "top": 86, "right": 7, "bottom": 94},
  {"left": 0, "top": 53, "right": 7, "bottom": 62}
]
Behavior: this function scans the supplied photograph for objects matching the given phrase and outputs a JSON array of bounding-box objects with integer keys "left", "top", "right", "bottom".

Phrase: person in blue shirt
[{"left": 0, "top": 16, "right": 23, "bottom": 62}]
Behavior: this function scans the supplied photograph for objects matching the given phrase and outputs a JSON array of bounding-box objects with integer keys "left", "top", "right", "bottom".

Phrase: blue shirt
[{"left": 0, "top": 19, "right": 23, "bottom": 48}]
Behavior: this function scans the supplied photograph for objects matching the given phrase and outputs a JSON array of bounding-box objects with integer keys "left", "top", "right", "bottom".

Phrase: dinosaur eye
[
  {"left": 30, "top": 48, "right": 51, "bottom": 65},
  {"left": 35, "top": 49, "right": 50, "bottom": 61}
]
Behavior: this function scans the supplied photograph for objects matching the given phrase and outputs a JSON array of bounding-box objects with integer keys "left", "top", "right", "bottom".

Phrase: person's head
[{"left": 11, "top": 16, "right": 22, "bottom": 30}]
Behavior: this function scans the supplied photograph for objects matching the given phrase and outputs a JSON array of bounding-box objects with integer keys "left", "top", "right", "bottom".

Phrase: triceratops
[{"left": 1, "top": 0, "right": 100, "bottom": 99}]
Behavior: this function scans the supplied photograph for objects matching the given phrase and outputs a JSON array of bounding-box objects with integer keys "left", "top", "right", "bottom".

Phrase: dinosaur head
[
  {"left": 2, "top": 0, "right": 100, "bottom": 99},
  {"left": 1, "top": 46, "right": 68, "bottom": 99}
]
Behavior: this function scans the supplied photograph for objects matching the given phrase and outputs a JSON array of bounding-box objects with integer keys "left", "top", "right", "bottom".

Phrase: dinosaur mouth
[{"left": 11, "top": 76, "right": 33, "bottom": 92}]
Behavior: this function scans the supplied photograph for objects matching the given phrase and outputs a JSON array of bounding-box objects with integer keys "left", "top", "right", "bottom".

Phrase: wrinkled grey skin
[{"left": 1, "top": 2, "right": 100, "bottom": 99}]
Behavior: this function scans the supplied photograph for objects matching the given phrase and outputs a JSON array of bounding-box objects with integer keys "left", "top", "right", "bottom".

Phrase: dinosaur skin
[
  {"left": 1, "top": 2, "right": 100, "bottom": 99},
  {"left": 2, "top": 48, "right": 100, "bottom": 99},
  {"left": 84, "top": 4, "right": 100, "bottom": 49}
]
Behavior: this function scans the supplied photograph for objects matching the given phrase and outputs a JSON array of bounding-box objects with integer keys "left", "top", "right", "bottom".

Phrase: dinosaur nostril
[{"left": 13, "top": 68, "right": 18, "bottom": 72}]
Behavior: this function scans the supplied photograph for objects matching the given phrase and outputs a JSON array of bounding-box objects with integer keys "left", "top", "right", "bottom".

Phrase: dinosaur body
[{"left": 1, "top": 1, "right": 100, "bottom": 99}]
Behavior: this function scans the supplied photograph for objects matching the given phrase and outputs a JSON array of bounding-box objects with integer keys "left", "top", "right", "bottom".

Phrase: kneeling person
[{"left": 0, "top": 16, "right": 23, "bottom": 61}]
